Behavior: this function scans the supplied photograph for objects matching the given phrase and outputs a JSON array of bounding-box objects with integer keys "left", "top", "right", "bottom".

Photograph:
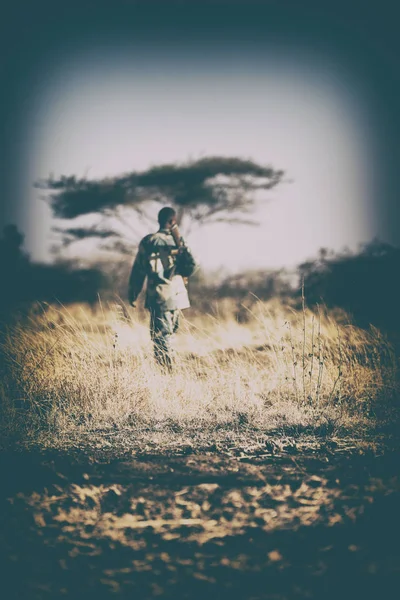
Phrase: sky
[{"left": 1, "top": 0, "right": 399, "bottom": 274}]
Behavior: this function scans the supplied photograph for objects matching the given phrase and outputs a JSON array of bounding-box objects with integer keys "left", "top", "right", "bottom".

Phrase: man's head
[{"left": 158, "top": 207, "right": 177, "bottom": 230}]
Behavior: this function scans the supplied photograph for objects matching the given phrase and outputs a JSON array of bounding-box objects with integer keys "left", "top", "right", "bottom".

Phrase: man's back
[{"left": 129, "top": 228, "right": 196, "bottom": 311}]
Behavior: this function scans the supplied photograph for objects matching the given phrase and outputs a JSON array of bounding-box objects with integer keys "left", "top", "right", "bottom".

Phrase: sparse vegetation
[{"left": 1, "top": 297, "right": 397, "bottom": 453}]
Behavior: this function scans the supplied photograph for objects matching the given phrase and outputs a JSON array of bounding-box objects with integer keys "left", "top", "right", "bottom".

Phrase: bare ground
[{"left": 1, "top": 438, "right": 400, "bottom": 600}]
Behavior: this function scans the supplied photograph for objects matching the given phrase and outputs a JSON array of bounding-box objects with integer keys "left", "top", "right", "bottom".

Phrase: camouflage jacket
[{"left": 128, "top": 229, "right": 197, "bottom": 311}]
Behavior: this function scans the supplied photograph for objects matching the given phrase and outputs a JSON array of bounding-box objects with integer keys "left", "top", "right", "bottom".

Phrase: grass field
[{"left": 1, "top": 296, "right": 397, "bottom": 453}]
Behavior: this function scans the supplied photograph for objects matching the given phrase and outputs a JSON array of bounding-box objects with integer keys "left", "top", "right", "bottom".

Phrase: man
[{"left": 128, "top": 207, "right": 197, "bottom": 370}]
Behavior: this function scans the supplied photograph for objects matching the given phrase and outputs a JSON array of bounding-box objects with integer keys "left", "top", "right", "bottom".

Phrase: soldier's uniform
[{"left": 128, "top": 228, "right": 197, "bottom": 369}]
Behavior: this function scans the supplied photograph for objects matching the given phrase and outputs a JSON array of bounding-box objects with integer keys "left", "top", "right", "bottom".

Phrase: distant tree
[
  {"left": 0, "top": 224, "right": 107, "bottom": 318},
  {"left": 215, "top": 268, "right": 293, "bottom": 301},
  {"left": 297, "top": 240, "right": 400, "bottom": 333},
  {"left": 36, "top": 156, "right": 285, "bottom": 255},
  {"left": 27, "top": 260, "right": 107, "bottom": 305},
  {"left": 0, "top": 225, "right": 30, "bottom": 311}
]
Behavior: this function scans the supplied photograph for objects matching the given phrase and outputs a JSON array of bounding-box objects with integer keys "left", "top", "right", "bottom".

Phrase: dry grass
[{"left": 0, "top": 297, "right": 397, "bottom": 451}]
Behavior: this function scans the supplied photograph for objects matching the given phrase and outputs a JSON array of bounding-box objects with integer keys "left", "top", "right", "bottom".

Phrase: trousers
[{"left": 149, "top": 308, "right": 180, "bottom": 370}]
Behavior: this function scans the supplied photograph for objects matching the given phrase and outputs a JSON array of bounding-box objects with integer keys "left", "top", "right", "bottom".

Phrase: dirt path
[{"left": 1, "top": 448, "right": 399, "bottom": 599}]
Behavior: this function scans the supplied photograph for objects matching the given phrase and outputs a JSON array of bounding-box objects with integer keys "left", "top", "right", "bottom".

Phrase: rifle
[
  {"left": 170, "top": 224, "right": 189, "bottom": 283},
  {"left": 170, "top": 223, "right": 185, "bottom": 248}
]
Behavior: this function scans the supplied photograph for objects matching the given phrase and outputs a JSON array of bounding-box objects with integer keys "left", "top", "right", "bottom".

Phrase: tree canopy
[{"left": 36, "top": 156, "right": 285, "bottom": 252}]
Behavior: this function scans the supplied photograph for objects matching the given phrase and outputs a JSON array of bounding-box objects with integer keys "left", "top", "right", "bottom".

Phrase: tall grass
[{"left": 0, "top": 298, "right": 397, "bottom": 450}]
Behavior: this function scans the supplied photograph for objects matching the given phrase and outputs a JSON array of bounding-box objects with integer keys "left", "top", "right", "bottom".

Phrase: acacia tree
[{"left": 36, "top": 156, "right": 285, "bottom": 256}]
